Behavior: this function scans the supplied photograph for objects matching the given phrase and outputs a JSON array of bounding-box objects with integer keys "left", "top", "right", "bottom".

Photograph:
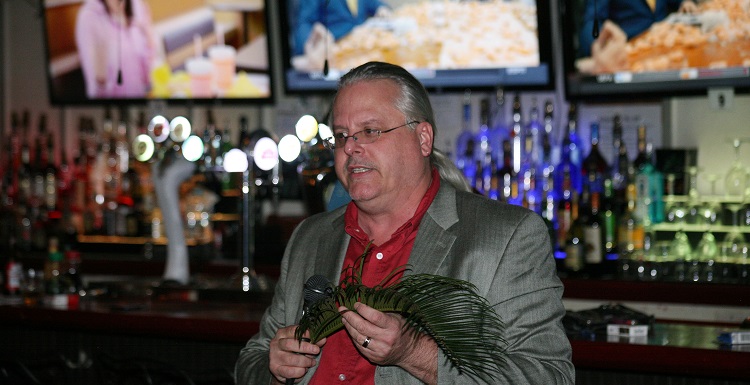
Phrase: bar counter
[{"left": 2, "top": 288, "right": 749, "bottom": 384}]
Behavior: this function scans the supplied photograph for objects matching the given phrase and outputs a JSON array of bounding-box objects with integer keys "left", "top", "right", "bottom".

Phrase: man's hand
[
  {"left": 339, "top": 302, "right": 438, "bottom": 385},
  {"left": 679, "top": 1, "right": 698, "bottom": 13},
  {"left": 590, "top": 20, "right": 628, "bottom": 73},
  {"left": 269, "top": 325, "right": 326, "bottom": 384}
]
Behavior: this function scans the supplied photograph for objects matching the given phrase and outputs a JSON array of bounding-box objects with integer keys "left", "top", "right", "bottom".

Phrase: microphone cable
[
  {"left": 116, "top": 0, "right": 124, "bottom": 85},
  {"left": 323, "top": 0, "right": 330, "bottom": 76},
  {"left": 592, "top": 0, "right": 600, "bottom": 39}
]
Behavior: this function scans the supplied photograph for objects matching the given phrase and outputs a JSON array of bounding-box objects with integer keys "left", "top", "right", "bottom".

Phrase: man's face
[{"left": 331, "top": 80, "right": 433, "bottom": 211}]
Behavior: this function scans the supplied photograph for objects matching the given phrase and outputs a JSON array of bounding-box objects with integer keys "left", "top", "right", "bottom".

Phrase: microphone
[
  {"left": 303, "top": 274, "right": 332, "bottom": 317},
  {"left": 286, "top": 274, "right": 332, "bottom": 385},
  {"left": 592, "top": 0, "right": 600, "bottom": 38},
  {"left": 323, "top": 0, "right": 330, "bottom": 76}
]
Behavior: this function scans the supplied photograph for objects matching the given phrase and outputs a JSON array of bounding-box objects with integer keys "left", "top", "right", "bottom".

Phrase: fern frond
[{"left": 294, "top": 245, "right": 507, "bottom": 382}]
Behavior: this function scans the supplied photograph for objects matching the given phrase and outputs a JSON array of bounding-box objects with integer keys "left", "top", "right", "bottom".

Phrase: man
[
  {"left": 579, "top": 0, "right": 698, "bottom": 57},
  {"left": 235, "top": 61, "right": 574, "bottom": 384},
  {"left": 293, "top": 0, "right": 390, "bottom": 56}
]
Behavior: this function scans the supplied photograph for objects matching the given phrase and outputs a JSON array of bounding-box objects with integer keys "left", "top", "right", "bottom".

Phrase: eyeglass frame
[{"left": 323, "top": 120, "right": 421, "bottom": 150}]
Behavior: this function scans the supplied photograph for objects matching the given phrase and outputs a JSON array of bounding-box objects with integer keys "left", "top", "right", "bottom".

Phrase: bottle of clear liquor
[
  {"left": 555, "top": 104, "right": 582, "bottom": 201},
  {"left": 455, "top": 90, "right": 474, "bottom": 174}
]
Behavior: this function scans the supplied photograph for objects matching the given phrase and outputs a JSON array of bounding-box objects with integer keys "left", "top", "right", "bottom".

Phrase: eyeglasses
[{"left": 323, "top": 121, "right": 420, "bottom": 150}]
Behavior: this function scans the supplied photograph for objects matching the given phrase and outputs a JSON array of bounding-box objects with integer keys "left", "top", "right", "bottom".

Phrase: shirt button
[
  {"left": 376, "top": 252, "right": 384, "bottom": 260},
  {"left": 338, "top": 373, "right": 346, "bottom": 381}
]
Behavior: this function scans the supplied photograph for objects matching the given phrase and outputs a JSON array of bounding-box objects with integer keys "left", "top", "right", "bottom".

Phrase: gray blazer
[{"left": 236, "top": 181, "right": 575, "bottom": 384}]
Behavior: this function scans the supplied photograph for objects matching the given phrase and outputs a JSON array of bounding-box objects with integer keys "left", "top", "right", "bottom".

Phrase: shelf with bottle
[
  {"left": 77, "top": 234, "right": 213, "bottom": 246},
  {"left": 649, "top": 222, "right": 750, "bottom": 234}
]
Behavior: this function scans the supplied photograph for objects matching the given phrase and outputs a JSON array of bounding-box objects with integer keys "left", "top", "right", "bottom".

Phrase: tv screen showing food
[
  {"left": 563, "top": 0, "right": 750, "bottom": 98},
  {"left": 280, "top": 0, "right": 554, "bottom": 93}
]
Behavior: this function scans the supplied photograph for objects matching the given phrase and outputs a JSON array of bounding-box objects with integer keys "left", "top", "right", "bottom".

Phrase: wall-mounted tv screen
[
  {"left": 563, "top": 0, "right": 750, "bottom": 99},
  {"left": 280, "top": 0, "right": 554, "bottom": 93},
  {"left": 42, "top": 0, "right": 274, "bottom": 104}
]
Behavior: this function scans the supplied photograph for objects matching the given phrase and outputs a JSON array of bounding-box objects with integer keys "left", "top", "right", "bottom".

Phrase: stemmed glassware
[
  {"left": 665, "top": 174, "right": 687, "bottom": 224},
  {"left": 670, "top": 225, "right": 693, "bottom": 282},
  {"left": 694, "top": 221, "right": 718, "bottom": 282},
  {"left": 724, "top": 139, "right": 748, "bottom": 199},
  {"left": 700, "top": 173, "right": 721, "bottom": 225}
]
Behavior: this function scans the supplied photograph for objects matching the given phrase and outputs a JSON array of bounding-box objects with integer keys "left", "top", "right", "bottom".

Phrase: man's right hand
[{"left": 269, "top": 325, "right": 325, "bottom": 384}]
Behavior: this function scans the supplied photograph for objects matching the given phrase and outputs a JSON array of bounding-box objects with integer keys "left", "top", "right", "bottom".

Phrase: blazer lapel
[
  {"left": 313, "top": 209, "right": 350, "bottom": 283},
  {"left": 408, "top": 183, "right": 458, "bottom": 276}
]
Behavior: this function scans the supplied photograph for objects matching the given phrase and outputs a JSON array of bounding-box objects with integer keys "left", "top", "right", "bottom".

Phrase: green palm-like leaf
[{"left": 295, "top": 245, "right": 507, "bottom": 382}]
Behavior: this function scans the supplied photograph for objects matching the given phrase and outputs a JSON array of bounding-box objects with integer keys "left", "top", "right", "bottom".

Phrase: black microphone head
[{"left": 303, "top": 274, "right": 332, "bottom": 308}]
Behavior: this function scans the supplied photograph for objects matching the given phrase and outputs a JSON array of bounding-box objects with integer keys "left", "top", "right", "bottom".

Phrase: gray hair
[{"left": 333, "top": 61, "right": 470, "bottom": 192}]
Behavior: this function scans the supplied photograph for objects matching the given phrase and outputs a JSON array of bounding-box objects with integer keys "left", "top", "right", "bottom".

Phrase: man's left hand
[{"left": 339, "top": 302, "right": 438, "bottom": 384}]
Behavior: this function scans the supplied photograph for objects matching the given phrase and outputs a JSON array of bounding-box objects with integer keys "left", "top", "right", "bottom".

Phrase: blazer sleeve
[
  {"left": 432, "top": 206, "right": 574, "bottom": 384},
  {"left": 479, "top": 211, "right": 574, "bottom": 384},
  {"left": 234, "top": 224, "right": 299, "bottom": 385}
]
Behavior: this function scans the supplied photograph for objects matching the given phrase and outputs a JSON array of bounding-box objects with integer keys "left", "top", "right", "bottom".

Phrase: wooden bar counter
[{"left": 1, "top": 276, "right": 749, "bottom": 384}]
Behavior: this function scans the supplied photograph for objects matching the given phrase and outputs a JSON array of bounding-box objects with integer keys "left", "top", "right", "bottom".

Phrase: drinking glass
[
  {"left": 670, "top": 228, "right": 693, "bottom": 282},
  {"left": 694, "top": 229, "right": 718, "bottom": 283},
  {"left": 685, "top": 166, "right": 703, "bottom": 225},
  {"left": 699, "top": 173, "right": 721, "bottom": 225},
  {"left": 724, "top": 203, "right": 747, "bottom": 247},
  {"left": 665, "top": 174, "right": 687, "bottom": 224},
  {"left": 724, "top": 138, "right": 747, "bottom": 198},
  {"left": 735, "top": 243, "right": 750, "bottom": 284}
]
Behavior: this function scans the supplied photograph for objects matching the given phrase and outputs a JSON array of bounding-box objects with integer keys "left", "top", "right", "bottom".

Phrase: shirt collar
[{"left": 344, "top": 167, "right": 441, "bottom": 245}]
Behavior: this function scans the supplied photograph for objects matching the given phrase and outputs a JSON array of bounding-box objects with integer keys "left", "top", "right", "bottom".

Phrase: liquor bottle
[
  {"left": 618, "top": 183, "right": 645, "bottom": 256},
  {"left": 526, "top": 97, "right": 542, "bottom": 165},
  {"left": 43, "top": 235, "right": 64, "bottom": 295},
  {"left": 57, "top": 137, "right": 73, "bottom": 204},
  {"left": 610, "top": 115, "right": 631, "bottom": 216},
  {"left": 488, "top": 162, "right": 500, "bottom": 201},
  {"left": 101, "top": 133, "right": 121, "bottom": 236},
  {"left": 31, "top": 136, "right": 46, "bottom": 209},
  {"left": 564, "top": 187, "right": 584, "bottom": 275},
  {"left": 556, "top": 169, "right": 574, "bottom": 252},
  {"left": 583, "top": 188, "right": 606, "bottom": 277},
  {"left": 554, "top": 105, "right": 581, "bottom": 202},
  {"left": 455, "top": 90, "right": 474, "bottom": 173},
  {"left": 510, "top": 94, "right": 523, "bottom": 174},
  {"left": 632, "top": 122, "right": 650, "bottom": 171},
  {"left": 116, "top": 106, "right": 130, "bottom": 174},
  {"left": 498, "top": 139, "right": 519, "bottom": 205},
  {"left": 44, "top": 129, "right": 59, "bottom": 213},
  {"left": 539, "top": 99, "right": 556, "bottom": 179},
  {"left": 581, "top": 121, "right": 609, "bottom": 194},
  {"left": 481, "top": 150, "right": 494, "bottom": 197},
  {"left": 17, "top": 133, "right": 33, "bottom": 206},
  {"left": 489, "top": 88, "right": 508, "bottom": 163},
  {"left": 602, "top": 178, "right": 618, "bottom": 257},
  {"left": 473, "top": 160, "right": 484, "bottom": 195},
  {"left": 634, "top": 143, "right": 664, "bottom": 224},
  {"left": 540, "top": 163, "right": 557, "bottom": 249},
  {"left": 475, "top": 97, "right": 492, "bottom": 166},
  {"left": 519, "top": 128, "right": 539, "bottom": 211},
  {"left": 561, "top": 103, "right": 582, "bottom": 189},
  {"left": 8, "top": 111, "right": 22, "bottom": 201}
]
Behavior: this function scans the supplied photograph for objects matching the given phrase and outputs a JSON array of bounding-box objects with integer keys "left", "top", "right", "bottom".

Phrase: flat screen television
[
  {"left": 42, "top": 0, "right": 274, "bottom": 105},
  {"left": 562, "top": 0, "right": 750, "bottom": 99},
  {"left": 279, "top": 0, "right": 555, "bottom": 93}
]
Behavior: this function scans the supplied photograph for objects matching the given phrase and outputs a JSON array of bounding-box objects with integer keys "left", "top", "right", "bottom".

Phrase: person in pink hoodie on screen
[{"left": 75, "top": 0, "right": 156, "bottom": 98}]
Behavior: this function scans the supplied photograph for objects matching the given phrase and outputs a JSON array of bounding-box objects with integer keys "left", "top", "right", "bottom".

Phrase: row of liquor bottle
[
  {"left": 450, "top": 93, "right": 673, "bottom": 279},
  {"left": 0, "top": 107, "right": 259, "bottom": 255}
]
